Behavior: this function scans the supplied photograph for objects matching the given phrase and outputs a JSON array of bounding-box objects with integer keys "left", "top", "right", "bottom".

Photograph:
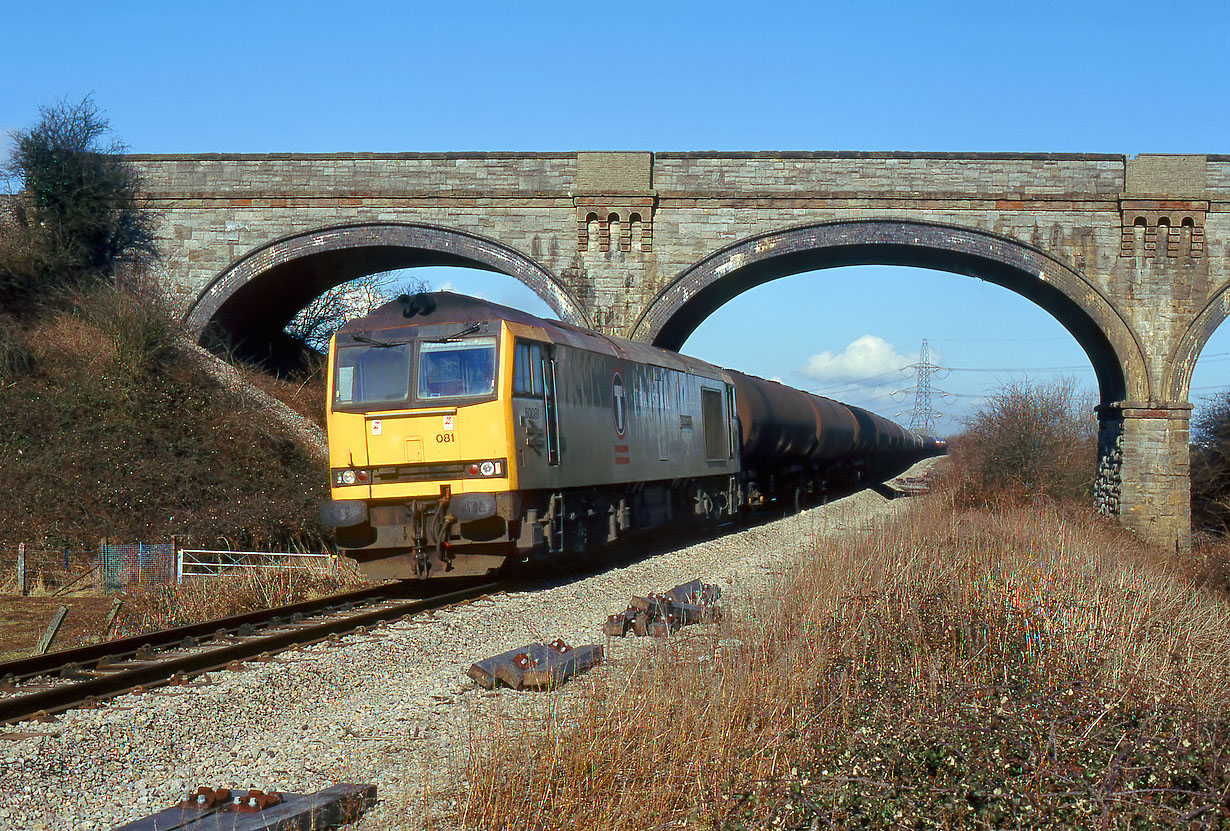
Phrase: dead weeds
[{"left": 456, "top": 499, "right": 1230, "bottom": 830}]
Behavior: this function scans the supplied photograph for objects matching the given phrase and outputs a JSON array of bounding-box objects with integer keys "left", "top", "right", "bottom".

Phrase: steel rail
[
  {"left": 0, "top": 581, "right": 444, "bottom": 684},
  {"left": 0, "top": 581, "right": 498, "bottom": 725}
]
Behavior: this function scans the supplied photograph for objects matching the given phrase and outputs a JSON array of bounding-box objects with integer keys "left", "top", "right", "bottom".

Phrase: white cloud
[
  {"left": 432, "top": 279, "right": 491, "bottom": 301},
  {"left": 799, "top": 335, "right": 914, "bottom": 386}
]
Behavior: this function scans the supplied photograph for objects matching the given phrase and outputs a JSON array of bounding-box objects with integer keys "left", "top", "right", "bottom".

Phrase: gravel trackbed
[{"left": 0, "top": 462, "right": 932, "bottom": 831}]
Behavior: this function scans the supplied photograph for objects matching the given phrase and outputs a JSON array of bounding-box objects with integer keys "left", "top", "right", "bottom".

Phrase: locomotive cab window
[
  {"left": 417, "top": 336, "right": 497, "bottom": 400},
  {"left": 513, "top": 340, "right": 544, "bottom": 397},
  {"left": 333, "top": 343, "right": 413, "bottom": 406},
  {"left": 702, "top": 388, "right": 728, "bottom": 461}
]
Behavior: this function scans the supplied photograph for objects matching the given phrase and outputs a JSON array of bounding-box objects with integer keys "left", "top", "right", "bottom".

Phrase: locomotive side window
[
  {"left": 333, "top": 344, "right": 413, "bottom": 406},
  {"left": 513, "top": 341, "right": 543, "bottom": 397},
  {"left": 702, "top": 388, "right": 727, "bottom": 461},
  {"left": 417, "top": 337, "right": 497, "bottom": 400}
]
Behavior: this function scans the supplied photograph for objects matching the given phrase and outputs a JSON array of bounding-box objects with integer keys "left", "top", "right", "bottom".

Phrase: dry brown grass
[
  {"left": 0, "top": 289, "right": 330, "bottom": 550},
  {"left": 235, "top": 360, "right": 327, "bottom": 428},
  {"left": 455, "top": 498, "right": 1230, "bottom": 830},
  {"left": 114, "top": 559, "right": 368, "bottom": 636}
]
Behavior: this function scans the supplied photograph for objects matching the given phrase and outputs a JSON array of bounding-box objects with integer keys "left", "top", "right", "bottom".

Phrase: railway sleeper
[{"left": 114, "top": 783, "right": 377, "bottom": 831}]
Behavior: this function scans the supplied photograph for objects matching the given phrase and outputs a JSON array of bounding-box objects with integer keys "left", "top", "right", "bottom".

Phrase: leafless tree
[
  {"left": 1191, "top": 389, "right": 1230, "bottom": 534},
  {"left": 284, "top": 272, "right": 430, "bottom": 352}
]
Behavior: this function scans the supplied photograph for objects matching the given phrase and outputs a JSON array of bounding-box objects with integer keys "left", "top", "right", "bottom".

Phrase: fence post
[
  {"left": 35, "top": 605, "right": 69, "bottom": 655},
  {"left": 17, "top": 543, "right": 26, "bottom": 596},
  {"left": 172, "top": 536, "right": 182, "bottom": 583},
  {"left": 103, "top": 598, "right": 123, "bottom": 639}
]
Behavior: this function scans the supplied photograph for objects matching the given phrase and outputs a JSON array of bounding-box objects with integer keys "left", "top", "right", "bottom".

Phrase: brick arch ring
[
  {"left": 629, "top": 218, "right": 1149, "bottom": 405},
  {"left": 182, "top": 221, "right": 587, "bottom": 340},
  {"left": 1166, "top": 286, "right": 1230, "bottom": 402}
]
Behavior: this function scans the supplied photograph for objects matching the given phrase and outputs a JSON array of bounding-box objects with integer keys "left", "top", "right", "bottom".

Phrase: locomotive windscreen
[
  {"left": 333, "top": 343, "right": 413, "bottom": 406},
  {"left": 417, "top": 337, "right": 497, "bottom": 400}
]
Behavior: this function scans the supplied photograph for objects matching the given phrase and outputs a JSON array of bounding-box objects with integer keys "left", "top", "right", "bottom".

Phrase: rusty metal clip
[{"left": 235, "top": 788, "right": 283, "bottom": 813}]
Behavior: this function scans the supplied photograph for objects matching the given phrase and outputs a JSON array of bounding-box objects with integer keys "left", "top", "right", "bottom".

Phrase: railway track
[{"left": 0, "top": 579, "right": 498, "bottom": 726}]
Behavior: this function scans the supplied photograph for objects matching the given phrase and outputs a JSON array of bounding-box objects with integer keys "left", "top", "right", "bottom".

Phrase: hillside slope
[{"left": 0, "top": 291, "right": 330, "bottom": 550}]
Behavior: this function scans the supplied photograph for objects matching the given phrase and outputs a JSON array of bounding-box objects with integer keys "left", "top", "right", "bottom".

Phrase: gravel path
[{"left": 0, "top": 463, "right": 931, "bottom": 831}]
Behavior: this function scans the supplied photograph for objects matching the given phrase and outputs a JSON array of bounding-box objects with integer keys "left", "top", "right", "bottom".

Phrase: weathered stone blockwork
[{"left": 128, "top": 151, "right": 1230, "bottom": 554}]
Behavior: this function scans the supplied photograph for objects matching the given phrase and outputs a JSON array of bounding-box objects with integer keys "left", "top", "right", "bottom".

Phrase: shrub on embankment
[
  {"left": 940, "top": 377, "right": 1098, "bottom": 509},
  {"left": 0, "top": 284, "right": 330, "bottom": 551},
  {"left": 457, "top": 497, "right": 1230, "bottom": 830}
]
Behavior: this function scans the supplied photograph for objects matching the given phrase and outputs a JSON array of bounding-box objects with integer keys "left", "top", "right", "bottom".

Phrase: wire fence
[
  {"left": 1, "top": 540, "right": 340, "bottom": 592},
  {"left": 0, "top": 545, "right": 97, "bottom": 595},
  {"left": 98, "top": 541, "right": 177, "bottom": 587},
  {"left": 178, "top": 549, "right": 332, "bottom": 578}
]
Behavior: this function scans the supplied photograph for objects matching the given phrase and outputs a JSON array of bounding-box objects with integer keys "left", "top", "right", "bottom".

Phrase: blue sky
[{"left": 4, "top": 1, "right": 1229, "bottom": 432}]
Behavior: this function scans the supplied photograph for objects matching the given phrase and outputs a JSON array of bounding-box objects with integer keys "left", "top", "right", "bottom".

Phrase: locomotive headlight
[
  {"left": 340, "top": 470, "right": 357, "bottom": 485},
  {"left": 464, "top": 460, "right": 504, "bottom": 478}
]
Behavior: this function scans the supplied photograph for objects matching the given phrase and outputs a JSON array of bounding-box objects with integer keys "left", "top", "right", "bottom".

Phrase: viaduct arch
[
  {"left": 632, "top": 219, "right": 1143, "bottom": 406},
  {"left": 129, "top": 150, "right": 1229, "bottom": 553},
  {"left": 183, "top": 221, "right": 588, "bottom": 354}
]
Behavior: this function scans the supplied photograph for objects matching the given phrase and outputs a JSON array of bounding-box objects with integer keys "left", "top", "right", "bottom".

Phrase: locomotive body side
[
  {"left": 506, "top": 325, "right": 739, "bottom": 493},
  {"left": 321, "top": 292, "right": 936, "bottom": 580}
]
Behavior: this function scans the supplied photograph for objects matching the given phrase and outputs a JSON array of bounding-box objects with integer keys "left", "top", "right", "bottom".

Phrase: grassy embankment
[
  {"left": 0, "top": 287, "right": 327, "bottom": 550},
  {"left": 0, "top": 286, "right": 362, "bottom": 649},
  {"left": 456, "top": 491, "right": 1230, "bottom": 827}
]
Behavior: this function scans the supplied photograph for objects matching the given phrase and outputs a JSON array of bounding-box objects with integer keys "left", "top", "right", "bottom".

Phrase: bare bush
[
  {"left": 943, "top": 377, "right": 1097, "bottom": 507},
  {"left": 70, "top": 283, "right": 178, "bottom": 379},
  {"left": 1191, "top": 388, "right": 1230, "bottom": 536}
]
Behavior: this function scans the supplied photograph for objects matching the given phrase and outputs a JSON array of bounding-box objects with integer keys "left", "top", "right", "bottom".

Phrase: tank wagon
[{"left": 321, "top": 292, "right": 936, "bottom": 579}]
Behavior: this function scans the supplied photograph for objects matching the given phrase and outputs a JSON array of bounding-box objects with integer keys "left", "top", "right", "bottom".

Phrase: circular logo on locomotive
[{"left": 611, "top": 370, "right": 627, "bottom": 438}]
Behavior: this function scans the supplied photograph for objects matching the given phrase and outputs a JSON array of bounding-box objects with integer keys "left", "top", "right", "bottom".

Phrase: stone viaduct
[{"left": 127, "top": 150, "right": 1230, "bottom": 554}]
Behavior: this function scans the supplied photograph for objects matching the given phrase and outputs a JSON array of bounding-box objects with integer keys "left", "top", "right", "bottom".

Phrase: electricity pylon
[{"left": 907, "top": 339, "right": 944, "bottom": 434}]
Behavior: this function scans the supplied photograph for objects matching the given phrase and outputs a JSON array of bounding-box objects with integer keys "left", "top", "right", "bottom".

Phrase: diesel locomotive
[{"left": 320, "top": 292, "right": 937, "bottom": 579}]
